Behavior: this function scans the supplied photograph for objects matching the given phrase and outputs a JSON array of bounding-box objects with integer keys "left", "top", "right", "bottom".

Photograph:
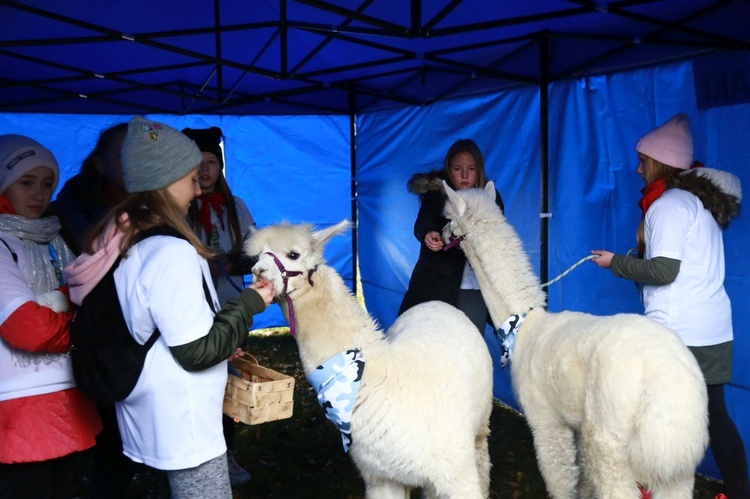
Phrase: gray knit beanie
[{"left": 121, "top": 116, "right": 203, "bottom": 193}]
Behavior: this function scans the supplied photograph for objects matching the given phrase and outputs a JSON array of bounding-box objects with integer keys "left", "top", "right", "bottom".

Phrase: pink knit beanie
[{"left": 635, "top": 113, "right": 693, "bottom": 170}]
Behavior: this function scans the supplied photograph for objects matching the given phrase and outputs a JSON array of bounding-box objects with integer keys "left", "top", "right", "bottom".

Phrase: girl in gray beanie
[{"left": 65, "top": 116, "right": 275, "bottom": 499}]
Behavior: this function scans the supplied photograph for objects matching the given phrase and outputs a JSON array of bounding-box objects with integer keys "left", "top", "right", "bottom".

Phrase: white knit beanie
[
  {"left": 635, "top": 113, "right": 694, "bottom": 170},
  {"left": 121, "top": 116, "right": 203, "bottom": 193},
  {"left": 0, "top": 134, "right": 59, "bottom": 195}
]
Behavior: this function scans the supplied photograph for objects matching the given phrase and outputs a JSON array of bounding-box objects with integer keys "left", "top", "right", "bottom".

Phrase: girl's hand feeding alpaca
[{"left": 250, "top": 279, "right": 276, "bottom": 306}]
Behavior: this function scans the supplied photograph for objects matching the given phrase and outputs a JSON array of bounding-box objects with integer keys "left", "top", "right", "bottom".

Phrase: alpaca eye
[{"left": 288, "top": 251, "right": 300, "bottom": 260}]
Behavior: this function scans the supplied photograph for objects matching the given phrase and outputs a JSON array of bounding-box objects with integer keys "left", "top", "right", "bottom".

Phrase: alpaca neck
[
  {"left": 460, "top": 211, "right": 546, "bottom": 323},
  {"left": 462, "top": 240, "right": 511, "bottom": 326},
  {"left": 284, "top": 265, "right": 382, "bottom": 373}
]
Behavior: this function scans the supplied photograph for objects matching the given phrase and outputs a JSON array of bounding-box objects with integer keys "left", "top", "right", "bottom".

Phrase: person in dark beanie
[
  {"left": 64, "top": 116, "right": 275, "bottom": 499},
  {"left": 592, "top": 113, "right": 749, "bottom": 499},
  {"left": 183, "top": 127, "right": 256, "bottom": 305},
  {"left": 182, "top": 126, "right": 255, "bottom": 486},
  {"left": 182, "top": 126, "right": 256, "bottom": 486},
  {"left": 0, "top": 134, "right": 102, "bottom": 498}
]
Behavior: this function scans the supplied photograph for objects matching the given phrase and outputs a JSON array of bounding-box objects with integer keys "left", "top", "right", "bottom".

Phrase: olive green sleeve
[
  {"left": 610, "top": 254, "right": 681, "bottom": 286},
  {"left": 169, "top": 287, "right": 266, "bottom": 372}
]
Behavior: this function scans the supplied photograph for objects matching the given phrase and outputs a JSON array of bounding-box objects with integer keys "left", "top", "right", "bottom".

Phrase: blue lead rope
[{"left": 307, "top": 349, "right": 365, "bottom": 452}]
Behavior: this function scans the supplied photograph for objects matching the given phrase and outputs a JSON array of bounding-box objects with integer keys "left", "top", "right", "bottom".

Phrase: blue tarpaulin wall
[
  {"left": 357, "top": 58, "right": 750, "bottom": 480},
  {"left": 1, "top": 55, "right": 748, "bottom": 481}
]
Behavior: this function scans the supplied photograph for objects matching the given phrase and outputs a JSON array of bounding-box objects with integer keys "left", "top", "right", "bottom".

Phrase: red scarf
[
  {"left": 0, "top": 196, "right": 15, "bottom": 214},
  {"left": 638, "top": 178, "right": 668, "bottom": 215},
  {"left": 198, "top": 191, "right": 226, "bottom": 241},
  {"left": 638, "top": 161, "right": 704, "bottom": 215}
]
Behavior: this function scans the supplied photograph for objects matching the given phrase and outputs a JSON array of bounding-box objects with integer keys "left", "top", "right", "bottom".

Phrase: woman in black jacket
[{"left": 399, "top": 139, "right": 504, "bottom": 334}]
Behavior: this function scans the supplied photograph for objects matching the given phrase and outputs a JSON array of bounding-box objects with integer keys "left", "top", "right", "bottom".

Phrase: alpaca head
[
  {"left": 442, "top": 180, "right": 547, "bottom": 315},
  {"left": 245, "top": 220, "right": 350, "bottom": 298},
  {"left": 442, "top": 180, "right": 499, "bottom": 242}
]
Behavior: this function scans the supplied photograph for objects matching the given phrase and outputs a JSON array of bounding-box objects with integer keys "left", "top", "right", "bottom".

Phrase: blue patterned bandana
[
  {"left": 494, "top": 311, "right": 528, "bottom": 368},
  {"left": 307, "top": 349, "right": 365, "bottom": 452}
]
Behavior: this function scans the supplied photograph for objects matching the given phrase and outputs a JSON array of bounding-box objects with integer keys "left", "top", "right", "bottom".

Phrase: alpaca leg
[
  {"left": 429, "top": 446, "right": 484, "bottom": 499},
  {"left": 649, "top": 476, "right": 694, "bottom": 499},
  {"left": 579, "top": 427, "right": 639, "bottom": 499},
  {"left": 363, "top": 477, "right": 410, "bottom": 499},
  {"left": 475, "top": 423, "right": 491, "bottom": 498},
  {"left": 577, "top": 458, "right": 597, "bottom": 499},
  {"left": 528, "top": 421, "right": 579, "bottom": 499},
  {"left": 422, "top": 485, "right": 437, "bottom": 499}
]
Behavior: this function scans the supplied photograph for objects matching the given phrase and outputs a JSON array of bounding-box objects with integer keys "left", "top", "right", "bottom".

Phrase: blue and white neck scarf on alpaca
[
  {"left": 495, "top": 311, "right": 528, "bottom": 368},
  {"left": 307, "top": 349, "right": 365, "bottom": 453}
]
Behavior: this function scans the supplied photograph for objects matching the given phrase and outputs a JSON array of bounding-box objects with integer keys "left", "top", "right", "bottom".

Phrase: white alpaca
[
  {"left": 442, "top": 182, "right": 708, "bottom": 499},
  {"left": 246, "top": 221, "right": 494, "bottom": 499}
]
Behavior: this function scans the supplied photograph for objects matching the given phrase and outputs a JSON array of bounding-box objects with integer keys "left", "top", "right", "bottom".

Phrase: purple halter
[
  {"left": 264, "top": 251, "right": 316, "bottom": 336},
  {"left": 443, "top": 233, "right": 464, "bottom": 251}
]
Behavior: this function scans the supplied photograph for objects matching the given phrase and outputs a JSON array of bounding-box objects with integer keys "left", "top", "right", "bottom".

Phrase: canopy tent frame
[
  {"left": 2, "top": 0, "right": 747, "bottom": 116},
  {"left": 4, "top": 0, "right": 747, "bottom": 287}
]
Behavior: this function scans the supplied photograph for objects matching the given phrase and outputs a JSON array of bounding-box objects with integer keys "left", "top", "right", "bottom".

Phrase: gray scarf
[{"left": 0, "top": 214, "right": 75, "bottom": 294}]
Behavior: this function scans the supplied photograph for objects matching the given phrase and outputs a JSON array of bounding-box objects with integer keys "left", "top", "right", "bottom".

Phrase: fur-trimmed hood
[
  {"left": 407, "top": 170, "right": 448, "bottom": 195},
  {"left": 668, "top": 167, "right": 742, "bottom": 229}
]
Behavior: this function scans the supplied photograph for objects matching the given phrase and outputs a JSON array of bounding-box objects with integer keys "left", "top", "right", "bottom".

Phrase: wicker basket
[{"left": 223, "top": 354, "right": 295, "bottom": 425}]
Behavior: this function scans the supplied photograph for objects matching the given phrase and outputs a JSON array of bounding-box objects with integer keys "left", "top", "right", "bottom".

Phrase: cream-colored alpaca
[
  {"left": 246, "top": 221, "right": 493, "bottom": 499},
  {"left": 443, "top": 182, "right": 708, "bottom": 499}
]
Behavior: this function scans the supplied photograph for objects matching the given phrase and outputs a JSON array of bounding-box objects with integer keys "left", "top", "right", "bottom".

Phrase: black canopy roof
[{"left": 2, "top": 0, "right": 748, "bottom": 116}]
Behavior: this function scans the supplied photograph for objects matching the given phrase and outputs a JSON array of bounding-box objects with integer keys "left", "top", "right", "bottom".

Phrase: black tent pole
[
  {"left": 539, "top": 31, "right": 551, "bottom": 287},
  {"left": 349, "top": 88, "right": 359, "bottom": 294}
]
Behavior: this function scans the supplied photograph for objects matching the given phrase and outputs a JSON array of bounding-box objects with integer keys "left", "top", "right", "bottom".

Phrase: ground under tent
[{"left": 1, "top": 54, "right": 748, "bottom": 485}]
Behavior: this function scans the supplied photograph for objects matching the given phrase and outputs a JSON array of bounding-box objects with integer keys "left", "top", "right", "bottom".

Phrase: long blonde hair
[{"left": 85, "top": 188, "right": 213, "bottom": 259}]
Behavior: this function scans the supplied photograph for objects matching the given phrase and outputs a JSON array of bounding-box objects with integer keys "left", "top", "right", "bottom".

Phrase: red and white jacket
[{"left": 0, "top": 200, "right": 101, "bottom": 464}]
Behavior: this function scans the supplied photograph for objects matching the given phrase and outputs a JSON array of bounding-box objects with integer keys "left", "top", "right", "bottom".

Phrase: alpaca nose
[{"left": 251, "top": 261, "right": 265, "bottom": 277}]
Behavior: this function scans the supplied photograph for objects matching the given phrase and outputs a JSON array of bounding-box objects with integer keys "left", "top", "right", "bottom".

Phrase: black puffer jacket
[{"left": 398, "top": 170, "right": 504, "bottom": 315}]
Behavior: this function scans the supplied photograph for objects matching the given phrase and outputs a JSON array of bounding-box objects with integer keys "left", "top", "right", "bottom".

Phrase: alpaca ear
[
  {"left": 242, "top": 224, "right": 265, "bottom": 257},
  {"left": 485, "top": 181, "right": 495, "bottom": 194},
  {"left": 443, "top": 180, "right": 466, "bottom": 216},
  {"left": 244, "top": 224, "right": 258, "bottom": 239},
  {"left": 312, "top": 219, "right": 351, "bottom": 248}
]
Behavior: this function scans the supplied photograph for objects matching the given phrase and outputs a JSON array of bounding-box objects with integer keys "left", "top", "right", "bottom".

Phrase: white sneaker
[{"left": 227, "top": 450, "right": 252, "bottom": 486}]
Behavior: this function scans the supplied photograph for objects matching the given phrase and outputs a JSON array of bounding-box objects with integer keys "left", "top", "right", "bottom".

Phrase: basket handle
[{"left": 235, "top": 351, "right": 259, "bottom": 366}]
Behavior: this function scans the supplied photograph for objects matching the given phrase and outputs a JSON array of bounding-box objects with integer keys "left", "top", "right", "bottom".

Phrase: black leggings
[
  {"left": 708, "top": 384, "right": 750, "bottom": 498},
  {"left": 0, "top": 451, "right": 84, "bottom": 499}
]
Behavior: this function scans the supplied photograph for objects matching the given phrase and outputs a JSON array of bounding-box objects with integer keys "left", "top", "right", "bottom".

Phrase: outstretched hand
[
  {"left": 590, "top": 250, "right": 614, "bottom": 268},
  {"left": 250, "top": 279, "right": 276, "bottom": 307},
  {"left": 424, "top": 231, "right": 444, "bottom": 252}
]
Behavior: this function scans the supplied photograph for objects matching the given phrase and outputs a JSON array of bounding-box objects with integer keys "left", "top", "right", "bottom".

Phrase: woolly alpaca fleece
[
  {"left": 443, "top": 182, "right": 709, "bottom": 499},
  {"left": 246, "top": 221, "right": 494, "bottom": 499}
]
